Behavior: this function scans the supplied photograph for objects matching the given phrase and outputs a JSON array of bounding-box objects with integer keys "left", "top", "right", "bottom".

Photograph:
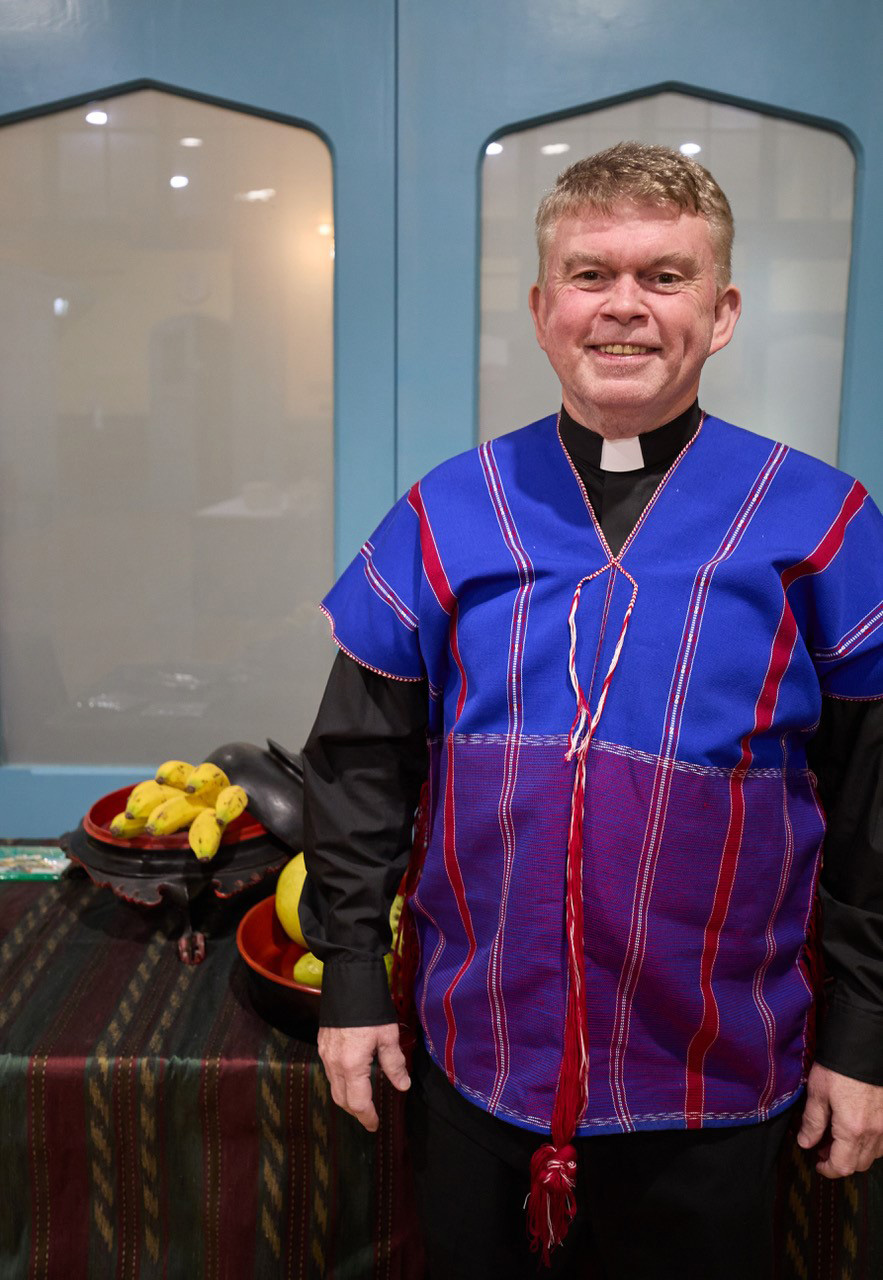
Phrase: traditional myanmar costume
[{"left": 301, "top": 406, "right": 883, "bottom": 1268}]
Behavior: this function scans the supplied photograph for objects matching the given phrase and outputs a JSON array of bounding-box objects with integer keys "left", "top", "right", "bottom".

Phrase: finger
[
  {"left": 797, "top": 1092, "right": 831, "bottom": 1149},
  {"left": 345, "top": 1096, "right": 380, "bottom": 1131},
  {"left": 377, "top": 1039, "right": 411, "bottom": 1092},
  {"left": 341, "top": 1069, "right": 380, "bottom": 1132},
  {"left": 320, "top": 1058, "right": 375, "bottom": 1128},
  {"left": 815, "top": 1136, "right": 859, "bottom": 1180}
]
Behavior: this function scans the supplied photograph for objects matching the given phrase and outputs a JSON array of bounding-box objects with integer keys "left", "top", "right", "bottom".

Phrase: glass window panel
[
  {"left": 0, "top": 89, "right": 334, "bottom": 764},
  {"left": 480, "top": 93, "right": 854, "bottom": 465}
]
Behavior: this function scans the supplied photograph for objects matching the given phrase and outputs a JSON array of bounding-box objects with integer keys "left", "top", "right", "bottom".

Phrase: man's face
[{"left": 529, "top": 201, "right": 741, "bottom": 437}]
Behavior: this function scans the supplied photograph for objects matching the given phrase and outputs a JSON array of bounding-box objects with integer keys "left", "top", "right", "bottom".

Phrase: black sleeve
[
  {"left": 808, "top": 696, "right": 883, "bottom": 1084},
  {"left": 300, "top": 650, "right": 429, "bottom": 1027}
]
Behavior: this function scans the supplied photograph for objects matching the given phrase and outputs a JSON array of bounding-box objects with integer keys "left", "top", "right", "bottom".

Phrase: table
[
  {"left": 0, "top": 872, "right": 880, "bottom": 1279},
  {"left": 0, "top": 875, "right": 422, "bottom": 1280}
]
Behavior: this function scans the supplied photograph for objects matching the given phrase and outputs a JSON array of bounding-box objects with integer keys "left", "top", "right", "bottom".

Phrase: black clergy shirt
[{"left": 300, "top": 403, "right": 883, "bottom": 1086}]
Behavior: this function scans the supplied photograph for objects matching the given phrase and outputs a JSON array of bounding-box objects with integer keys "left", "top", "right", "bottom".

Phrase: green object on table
[{"left": 0, "top": 846, "right": 69, "bottom": 880}]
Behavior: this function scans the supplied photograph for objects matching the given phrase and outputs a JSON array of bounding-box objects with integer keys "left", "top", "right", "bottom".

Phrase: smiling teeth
[{"left": 597, "top": 344, "right": 651, "bottom": 354}]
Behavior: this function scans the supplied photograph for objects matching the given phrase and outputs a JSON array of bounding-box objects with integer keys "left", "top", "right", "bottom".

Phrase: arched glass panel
[
  {"left": 480, "top": 92, "right": 854, "bottom": 463},
  {"left": 0, "top": 88, "right": 334, "bottom": 763}
]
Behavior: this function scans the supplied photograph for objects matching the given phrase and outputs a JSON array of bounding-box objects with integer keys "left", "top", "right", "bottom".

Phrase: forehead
[{"left": 547, "top": 201, "right": 715, "bottom": 265}]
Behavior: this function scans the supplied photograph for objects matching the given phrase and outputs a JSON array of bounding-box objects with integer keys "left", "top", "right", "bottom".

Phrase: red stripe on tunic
[
  {"left": 479, "top": 440, "right": 535, "bottom": 1113},
  {"left": 610, "top": 443, "right": 788, "bottom": 1129},
  {"left": 441, "top": 734, "right": 477, "bottom": 1082},
  {"left": 408, "top": 483, "right": 456, "bottom": 615},
  {"left": 782, "top": 479, "right": 866, "bottom": 591},
  {"left": 684, "top": 479, "right": 866, "bottom": 1126},
  {"left": 408, "top": 482, "right": 475, "bottom": 1079},
  {"left": 409, "top": 480, "right": 468, "bottom": 714}
]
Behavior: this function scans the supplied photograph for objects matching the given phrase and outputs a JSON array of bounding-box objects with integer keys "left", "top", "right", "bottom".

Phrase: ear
[
  {"left": 528, "top": 282, "right": 547, "bottom": 352},
  {"left": 709, "top": 284, "right": 741, "bottom": 356}
]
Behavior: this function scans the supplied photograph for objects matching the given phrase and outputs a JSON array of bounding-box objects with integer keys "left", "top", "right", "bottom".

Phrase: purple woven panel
[{"left": 414, "top": 739, "right": 823, "bottom": 1136}]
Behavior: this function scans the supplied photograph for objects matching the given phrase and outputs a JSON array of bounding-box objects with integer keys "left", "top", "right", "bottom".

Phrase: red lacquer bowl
[
  {"left": 237, "top": 894, "right": 321, "bottom": 1030},
  {"left": 85, "top": 785, "right": 265, "bottom": 849}
]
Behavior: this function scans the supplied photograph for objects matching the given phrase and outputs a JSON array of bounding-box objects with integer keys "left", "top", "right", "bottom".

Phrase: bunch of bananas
[{"left": 108, "top": 760, "right": 249, "bottom": 861}]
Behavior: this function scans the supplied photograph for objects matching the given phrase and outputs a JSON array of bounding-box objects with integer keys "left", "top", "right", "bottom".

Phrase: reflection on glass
[
  {"left": 480, "top": 93, "right": 854, "bottom": 464},
  {"left": 0, "top": 88, "right": 334, "bottom": 765}
]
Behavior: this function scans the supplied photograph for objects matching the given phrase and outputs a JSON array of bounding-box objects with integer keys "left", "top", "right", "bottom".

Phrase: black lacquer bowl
[
  {"left": 205, "top": 739, "right": 304, "bottom": 850},
  {"left": 63, "top": 786, "right": 292, "bottom": 961}
]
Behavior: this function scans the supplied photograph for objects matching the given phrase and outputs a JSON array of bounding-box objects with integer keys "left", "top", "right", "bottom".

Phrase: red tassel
[
  {"left": 527, "top": 568, "right": 637, "bottom": 1262},
  {"left": 526, "top": 1143, "right": 578, "bottom": 1267},
  {"left": 527, "top": 739, "right": 591, "bottom": 1262}
]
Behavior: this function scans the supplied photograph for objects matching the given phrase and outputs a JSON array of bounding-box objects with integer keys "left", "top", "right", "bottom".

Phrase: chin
[{"left": 573, "top": 390, "right": 664, "bottom": 427}]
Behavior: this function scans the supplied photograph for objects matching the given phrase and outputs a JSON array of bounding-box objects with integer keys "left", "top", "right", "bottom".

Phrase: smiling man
[
  {"left": 301, "top": 143, "right": 883, "bottom": 1279},
  {"left": 529, "top": 201, "right": 740, "bottom": 435}
]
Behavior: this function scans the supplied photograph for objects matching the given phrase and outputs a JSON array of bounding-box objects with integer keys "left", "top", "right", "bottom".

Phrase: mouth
[{"left": 590, "top": 343, "right": 657, "bottom": 356}]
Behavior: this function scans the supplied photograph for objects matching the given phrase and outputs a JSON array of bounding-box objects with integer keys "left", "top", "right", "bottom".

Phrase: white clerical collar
[{"left": 599, "top": 436, "right": 645, "bottom": 472}]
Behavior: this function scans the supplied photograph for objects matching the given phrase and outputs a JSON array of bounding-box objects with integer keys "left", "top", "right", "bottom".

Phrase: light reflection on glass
[
  {"left": 0, "top": 88, "right": 335, "bottom": 764},
  {"left": 234, "top": 188, "right": 277, "bottom": 203}
]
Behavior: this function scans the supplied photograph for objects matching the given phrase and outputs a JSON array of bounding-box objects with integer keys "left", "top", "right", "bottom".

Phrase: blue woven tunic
[{"left": 322, "top": 413, "right": 883, "bottom": 1135}]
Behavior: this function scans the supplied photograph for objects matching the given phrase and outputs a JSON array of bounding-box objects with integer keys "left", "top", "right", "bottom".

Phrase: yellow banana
[
  {"left": 188, "top": 807, "right": 223, "bottom": 860},
  {"left": 184, "top": 762, "right": 230, "bottom": 797},
  {"left": 125, "top": 779, "right": 181, "bottom": 819},
  {"left": 109, "top": 811, "right": 149, "bottom": 839},
  {"left": 146, "top": 794, "right": 202, "bottom": 836},
  {"left": 189, "top": 782, "right": 225, "bottom": 810},
  {"left": 154, "top": 760, "right": 194, "bottom": 789},
  {"left": 215, "top": 785, "right": 248, "bottom": 827}
]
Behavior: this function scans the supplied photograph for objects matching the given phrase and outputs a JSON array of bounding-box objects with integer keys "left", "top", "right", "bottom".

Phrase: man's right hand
[{"left": 317, "top": 1023, "right": 411, "bottom": 1132}]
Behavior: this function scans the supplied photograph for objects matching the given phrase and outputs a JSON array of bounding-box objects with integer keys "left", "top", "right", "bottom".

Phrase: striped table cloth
[
  {"left": 0, "top": 877, "right": 422, "bottom": 1280},
  {"left": 0, "top": 875, "right": 879, "bottom": 1278}
]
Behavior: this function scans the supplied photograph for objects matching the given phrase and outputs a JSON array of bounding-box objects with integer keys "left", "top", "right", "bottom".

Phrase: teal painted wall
[{"left": 395, "top": 0, "right": 883, "bottom": 498}]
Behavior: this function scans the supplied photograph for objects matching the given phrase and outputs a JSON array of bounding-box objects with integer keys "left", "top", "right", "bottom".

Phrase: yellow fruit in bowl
[
  {"left": 275, "top": 852, "right": 307, "bottom": 947},
  {"left": 292, "top": 950, "right": 324, "bottom": 988},
  {"left": 389, "top": 892, "right": 405, "bottom": 947}
]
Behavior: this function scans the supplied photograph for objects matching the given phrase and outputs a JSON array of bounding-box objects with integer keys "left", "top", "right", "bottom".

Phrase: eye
[
  {"left": 575, "top": 270, "right": 601, "bottom": 282},
  {"left": 655, "top": 272, "right": 680, "bottom": 285}
]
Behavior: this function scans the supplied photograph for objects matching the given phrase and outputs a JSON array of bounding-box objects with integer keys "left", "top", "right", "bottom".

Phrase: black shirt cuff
[
  {"left": 318, "top": 955, "right": 397, "bottom": 1028},
  {"left": 814, "top": 991, "right": 883, "bottom": 1086}
]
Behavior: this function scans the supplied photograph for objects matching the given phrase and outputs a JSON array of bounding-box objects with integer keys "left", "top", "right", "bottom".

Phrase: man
[{"left": 300, "top": 143, "right": 883, "bottom": 1278}]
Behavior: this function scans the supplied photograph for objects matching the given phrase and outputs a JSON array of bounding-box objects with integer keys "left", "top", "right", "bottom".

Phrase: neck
[{"left": 562, "top": 393, "right": 699, "bottom": 439}]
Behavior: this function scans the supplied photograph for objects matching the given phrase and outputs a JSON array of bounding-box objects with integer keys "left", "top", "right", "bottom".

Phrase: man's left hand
[{"left": 797, "top": 1063, "right": 883, "bottom": 1178}]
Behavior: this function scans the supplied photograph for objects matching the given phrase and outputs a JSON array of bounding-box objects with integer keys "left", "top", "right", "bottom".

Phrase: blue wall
[
  {"left": 396, "top": 0, "right": 883, "bottom": 498},
  {"left": 1, "top": 0, "right": 881, "bottom": 835}
]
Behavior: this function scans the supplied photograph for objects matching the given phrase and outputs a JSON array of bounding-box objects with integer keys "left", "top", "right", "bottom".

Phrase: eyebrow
[{"left": 559, "top": 250, "right": 701, "bottom": 276}]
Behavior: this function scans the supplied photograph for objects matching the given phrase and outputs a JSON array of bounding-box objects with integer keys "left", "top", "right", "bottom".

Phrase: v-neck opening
[{"left": 556, "top": 411, "right": 706, "bottom": 565}]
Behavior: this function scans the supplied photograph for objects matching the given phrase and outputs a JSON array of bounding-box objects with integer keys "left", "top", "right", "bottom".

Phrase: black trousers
[{"left": 407, "top": 1046, "right": 796, "bottom": 1280}]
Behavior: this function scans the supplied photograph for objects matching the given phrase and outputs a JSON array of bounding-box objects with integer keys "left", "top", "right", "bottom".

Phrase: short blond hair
[{"left": 535, "top": 141, "right": 734, "bottom": 290}]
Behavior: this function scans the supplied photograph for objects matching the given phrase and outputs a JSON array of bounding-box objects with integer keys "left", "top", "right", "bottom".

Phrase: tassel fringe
[
  {"left": 526, "top": 1143, "right": 578, "bottom": 1267},
  {"left": 527, "top": 566, "right": 637, "bottom": 1263}
]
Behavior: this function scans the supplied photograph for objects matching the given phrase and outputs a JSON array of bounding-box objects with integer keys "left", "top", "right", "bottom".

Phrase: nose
[{"left": 601, "top": 274, "right": 648, "bottom": 324}]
